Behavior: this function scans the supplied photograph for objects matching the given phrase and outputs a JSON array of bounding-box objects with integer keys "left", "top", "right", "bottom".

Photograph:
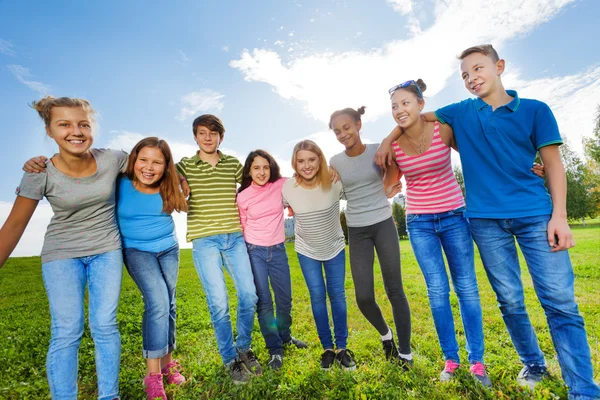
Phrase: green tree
[
  {"left": 392, "top": 202, "right": 407, "bottom": 239},
  {"left": 583, "top": 105, "right": 600, "bottom": 164},
  {"left": 453, "top": 165, "right": 466, "bottom": 198},
  {"left": 340, "top": 209, "right": 349, "bottom": 244}
]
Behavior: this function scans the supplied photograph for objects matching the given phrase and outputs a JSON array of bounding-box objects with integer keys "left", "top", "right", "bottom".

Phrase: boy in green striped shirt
[{"left": 176, "top": 114, "right": 260, "bottom": 384}]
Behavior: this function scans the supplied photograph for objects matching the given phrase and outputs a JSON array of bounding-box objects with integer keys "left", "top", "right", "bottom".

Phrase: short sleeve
[
  {"left": 16, "top": 171, "right": 47, "bottom": 200},
  {"left": 532, "top": 102, "right": 562, "bottom": 150},
  {"left": 235, "top": 159, "right": 243, "bottom": 184},
  {"left": 176, "top": 159, "right": 187, "bottom": 177},
  {"left": 435, "top": 100, "right": 466, "bottom": 126},
  {"left": 115, "top": 150, "right": 129, "bottom": 173}
]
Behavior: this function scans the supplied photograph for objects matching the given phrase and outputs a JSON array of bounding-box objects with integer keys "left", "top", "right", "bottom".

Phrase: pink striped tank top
[{"left": 392, "top": 122, "right": 465, "bottom": 214}]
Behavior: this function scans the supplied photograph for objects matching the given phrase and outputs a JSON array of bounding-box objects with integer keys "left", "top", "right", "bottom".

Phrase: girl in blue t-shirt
[{"left": 116, "top": 137, "right": 188, "bottom": 400}]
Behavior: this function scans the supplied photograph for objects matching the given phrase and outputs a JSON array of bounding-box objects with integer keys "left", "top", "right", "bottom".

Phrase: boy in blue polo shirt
[{"left": 376, "top": 45, "right": 599, "bottom": 399}]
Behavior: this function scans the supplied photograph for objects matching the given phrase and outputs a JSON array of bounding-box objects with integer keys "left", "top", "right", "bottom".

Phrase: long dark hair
[
  {"left": 238, "top": 149, "right": 282, "bottom": 193},
  {"left": 126, "top": 137, "right": 188, "bottom": 214}
]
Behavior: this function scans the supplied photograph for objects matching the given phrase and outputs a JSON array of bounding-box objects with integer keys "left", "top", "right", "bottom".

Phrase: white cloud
[
  {"left": 230, "top": 0, "right": 575, "bottom": 124},
  {"left": 7, "top": 64, "right": 51, "bottom": 94},
  {"left": 0, "top": 39, "right": 16, "bottom": 56},
  {"left": 387, "top": 0, "right": 414, "bottom": 14},
  {"left": 176, "top": 89, "right": 225, "bottom": 121},
  {"left": 503, "top": 65, "right": 600, "bottom": 154},
  {"left": 177, "top": 49, "right": 190, "bottom": 62}
]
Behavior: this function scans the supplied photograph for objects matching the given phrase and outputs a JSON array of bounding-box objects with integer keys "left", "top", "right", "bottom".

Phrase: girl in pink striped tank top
[{"left": 383, "top": 79, "right": 491, "bottom": 387}]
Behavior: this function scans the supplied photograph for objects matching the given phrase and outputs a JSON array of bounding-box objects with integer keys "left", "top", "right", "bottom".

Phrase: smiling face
[
  {"left": 46, "top": 106, "right": 94, "bottom": 156},
  {"left": 249, "top": 155, "right": 271, "bottom": 186},
  {"left": 331, "top": 113, "right": 362, "bottom": 150},
  {"left": 294, "top": 149, "right": 321, "bottom": 182},
  {"left": 133, "top": 146, "right": 166, "bottom": 188},
  {"left": 391, "top": 89, "right": 423, "bottom": 129},
  {"left": 194, "top": 125, "right": 222, "bottom": 154},
  {"left": 460, "top": 52, "right": 504, "bottom": 99}
]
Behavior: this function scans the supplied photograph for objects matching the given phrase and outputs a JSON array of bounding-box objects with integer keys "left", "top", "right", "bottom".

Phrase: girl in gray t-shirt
[
  {"left": 329, "top": 106, "right": 413, "bottom": 368},
  {"left": 0, "top": 96, "right": 127, "bottom": 400}
]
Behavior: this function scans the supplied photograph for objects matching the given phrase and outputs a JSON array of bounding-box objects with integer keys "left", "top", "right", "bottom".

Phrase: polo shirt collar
[
  {"left": 193, "top": 150, "right": 223, "bottom": 165},
  {"left": 476, "top": 89, "right": 521, "bottom": 112}
]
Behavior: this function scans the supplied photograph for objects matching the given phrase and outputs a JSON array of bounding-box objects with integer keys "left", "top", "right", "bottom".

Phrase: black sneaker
[
  {"left": 283, "top": 336, "right": 308, "bottom": 349},
  {"left": 228, "top": 359, "right": 249, "bottom": 384},
  {"left": 517, "top": 364, "right": 549, "bottom": 391},
  {"left": 320, "top": 350, "right": 336, "bottom": 370},
  {"left": 382, "top": 338, "right": 399, "bottom": 361},
  {"left": 268, "top": 354, "right": 283, "bottom": 370},
  {"left": 398, "top": 356, "right": 414, "bottom": 371},
  {"left": 238, "top": 348, "right": 263, "bottom": 376},
  {"left": 335, "top": 349, "right": 357, "bottom": 371}
]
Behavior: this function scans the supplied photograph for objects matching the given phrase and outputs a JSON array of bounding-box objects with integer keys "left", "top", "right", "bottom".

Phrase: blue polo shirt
[{"left": 435, "top": 90, "right": 562, "bottom": 219}]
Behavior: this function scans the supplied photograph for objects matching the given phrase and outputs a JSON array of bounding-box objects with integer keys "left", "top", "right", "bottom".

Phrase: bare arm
[
  {"left": 539, "top": 145, "right": 574, "bottom": 251},
  {"left": 383, "top": 154, "right": 403, "bottom": 198},
  {"left": 0, "top": 196, "right": 39, "bottom": 267},
  {"left": 374, "top": 126, "right": 402, "bottom": 170}
]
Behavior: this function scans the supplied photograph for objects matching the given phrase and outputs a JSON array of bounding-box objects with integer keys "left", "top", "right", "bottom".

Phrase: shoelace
[
  {"left": 322, "top": 350, "right": 336, "bottom": 362},
  {"left": 144, "top": 373, "right": 165, "bottom": 394},
  {"left": 469, "top": 362, "right": 486, "bottom": 376},
  {"left": 339, "top": 349, "right": 355, "bottom": 363},
  {"left": 444, "top": 360, "right": 460, "bottom": 373},
  {"left": 162, "top": 360, "right": 182, "bottom": 374},
  {"left": 523, "top": 365, "right": 546, "bottom": 378},
  {"left": 270, "top": 355, "right": 283, "bottom": 363},
  {"left": 231, "top": 360, "right": 244, "bottom": 373}
]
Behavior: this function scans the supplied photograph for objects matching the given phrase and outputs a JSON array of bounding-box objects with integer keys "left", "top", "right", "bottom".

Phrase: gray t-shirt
[
  {"left": 330, "top": 143, "right": 391, "bottom": 228},
  {"left": 16, "top": 148, "right": 128, "bottom": 263}
]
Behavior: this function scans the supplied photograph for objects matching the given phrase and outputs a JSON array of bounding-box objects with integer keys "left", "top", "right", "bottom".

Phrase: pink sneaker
[
  {"left": 143, "top": 372, "right": 167, "bottom": 400},
  {"left": 439, "top": 360, "right": 460, "bottom": 382},
  {"left": 161, "top": 360, "right": 186, "bottom": 385}
]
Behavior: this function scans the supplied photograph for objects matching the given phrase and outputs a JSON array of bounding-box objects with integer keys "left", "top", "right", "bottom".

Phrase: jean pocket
[
  {"left": 449, "top": 207, "right": 466, "bottom": 215},
  {"left": 246, "top": 243, "right": 256, "bottom": 251},
  {"left": 406, "top": 214, "right": 419, "bottom": 223}
]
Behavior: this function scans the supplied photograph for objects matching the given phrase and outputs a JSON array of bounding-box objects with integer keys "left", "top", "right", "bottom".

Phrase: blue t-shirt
[
  {"left": 435, "top": 90, "right": 562, "bottom": 219},
  {"left": 116, "top": 176, "right": 177, "bottom": 252}
]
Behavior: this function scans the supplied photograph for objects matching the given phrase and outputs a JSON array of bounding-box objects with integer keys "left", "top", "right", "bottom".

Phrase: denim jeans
[
  {"left": 470, "top": 215, "right": 600, "bottom": 400},
  {"left": 247, "top": 242, "right": 292, "bottom": 356},
  {"left": 407, "top": 207, "right": 484, "bottom": 364},
  {"left": 42, "top": 249, "right": 123, "bottom": 400},
  {"left": 192, "top": 232, "right": 258, "bottom": 365},
  {"left": 123, "top": 244, "right": 179, "bottom": 359},
  {"left": 296, "top": 249, "right": 348, "bottom": 350}
]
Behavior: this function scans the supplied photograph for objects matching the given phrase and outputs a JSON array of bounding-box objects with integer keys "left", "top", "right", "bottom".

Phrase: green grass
[{"left": 0, "top": 225, "right": 599, "bottom": 399}]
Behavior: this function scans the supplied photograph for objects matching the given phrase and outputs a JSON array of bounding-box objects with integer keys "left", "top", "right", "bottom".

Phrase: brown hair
[
  {"left": 458, "top": 44, "right": 499, "bottom": 62},
  {"left": 31, "top": 95, "right": 96, "bottom": 127},
  {"left": 126, "top": 137, "right": 188, "bottom": 214},
  {"left": 238, "top": 149, "right": 282, "bottom": 193},
  {"left": 192, "top": 114, "right": 225, "bottom": 138},
  {"left": 291, "top": 140, "right": 331, "bottom": 192},
  {"left": 328, "top": 106, "right": 366, "bottom": 129}
]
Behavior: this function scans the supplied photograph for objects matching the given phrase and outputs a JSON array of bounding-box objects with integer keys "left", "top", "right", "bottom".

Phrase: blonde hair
[
  {"left": 31, "top": 96, "right": 96, "bottom": 127},
  {"left": 291, "top": 140, "right": 331, "bottom": 192}
]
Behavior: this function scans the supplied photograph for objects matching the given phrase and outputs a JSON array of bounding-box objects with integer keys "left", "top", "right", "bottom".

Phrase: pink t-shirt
[{"left": 237, "top": 178, "right": 287, "bottom": 246}]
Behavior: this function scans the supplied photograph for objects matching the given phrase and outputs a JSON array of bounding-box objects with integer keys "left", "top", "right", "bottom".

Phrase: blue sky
[{"left": 1, "top": 0, "right": 599, "bottom": 256}]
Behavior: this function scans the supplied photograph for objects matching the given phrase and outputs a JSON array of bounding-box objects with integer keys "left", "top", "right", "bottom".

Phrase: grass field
[{"left": 0, "top": 224, "right": 598, "bottom": 399}]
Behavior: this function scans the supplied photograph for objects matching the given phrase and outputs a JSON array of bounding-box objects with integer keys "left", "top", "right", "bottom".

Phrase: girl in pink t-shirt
[{"left": 237, "top": 150, "right": 307, "bottom": 370}]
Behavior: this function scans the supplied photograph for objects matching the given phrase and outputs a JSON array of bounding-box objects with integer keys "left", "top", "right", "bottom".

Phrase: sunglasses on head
[{"left": 388, "top": 80, "right": 422, "bottom": 97}]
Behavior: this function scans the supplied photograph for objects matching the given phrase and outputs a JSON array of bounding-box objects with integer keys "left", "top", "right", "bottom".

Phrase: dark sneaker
[
  {"left": 335, "top": 349, "right": 357, "bottom": 371},
  {"left": 228, "top": 360, "right": 249, "bottom": 384},
  {"left": 268, "top": 354, "right": 283, "bottom": 370},
  {"left": 320, "top": 350, "right": 336, "bottom": 370},
  {"left": 283, "top": 336, "right": 308, "bottom": 349},
  {"left": 517, "top": 364, "right": 549, "bottom": 391},
  {"left": 238, "top": 349, "right": 263, "bottom": 376},
  {"left": 398, "top": 356, "right": 414, "bottom": 371},
  {"left": 470, "top": 362, "right": 492, "bottom": 388},
  {"left": 440, "top": 360, "right": 460, "bottom": 382},
  {"left": 382, "top": 338, "right": 399, "bottom": 361}
]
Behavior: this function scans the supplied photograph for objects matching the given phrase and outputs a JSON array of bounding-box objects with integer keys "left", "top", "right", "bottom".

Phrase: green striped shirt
[{"left": 176, "top": 151, "right": 243, "bottom": 241}]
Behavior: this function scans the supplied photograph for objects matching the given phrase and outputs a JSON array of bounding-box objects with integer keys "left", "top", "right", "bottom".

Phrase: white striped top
[
  {"left": 392, "top": 122, "right": 465, "bottom": 214},
  {"left": 281, "top": 179, "right": 345, "bottom": 261}
]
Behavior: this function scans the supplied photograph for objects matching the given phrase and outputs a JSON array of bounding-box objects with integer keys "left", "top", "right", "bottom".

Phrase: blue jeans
[
  {"left": 192, "top": 232, "right": 258, "bottom": 365},
  {"left": 42, "top": 249, "right": 123, "bottom": 400},
  {"left": 407, "top": 207, "right": 484, "bottom": 364},
  {"left": 470, "top": 215, "right": 600, "bottom": 400},
  {"left": 247, "top": 242, "right": 292, "bottom": 356},
  {"left": 123, "top": 244, "right": 179, "bottom": 359},
  {"left": 296, "top": 250, "right": 348, "bottom": 350}
]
